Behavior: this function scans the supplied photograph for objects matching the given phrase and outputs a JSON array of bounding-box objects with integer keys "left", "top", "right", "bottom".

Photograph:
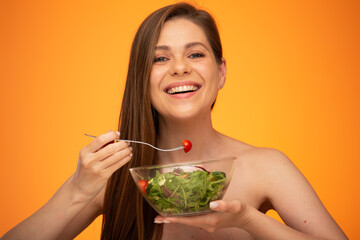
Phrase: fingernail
[
  {"left": 116, "top": 131, "right": 120, "bottom": 135},
  {"left": 210, "top": 202, "right": 218, "bottom": 209},
  {"left": 154, "top": 219, "right": 170, "bottom": 224},
  {"left": 129, "top": 147, "right": 133, "bottom": 152},
  {"left": 129, "top": 153, "right": 133, "bottom": 157}
]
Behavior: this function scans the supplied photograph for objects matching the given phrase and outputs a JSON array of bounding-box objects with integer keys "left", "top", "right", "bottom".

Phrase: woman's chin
[{"left": 160, "top": 109, "right": 210, "bottom": 123}]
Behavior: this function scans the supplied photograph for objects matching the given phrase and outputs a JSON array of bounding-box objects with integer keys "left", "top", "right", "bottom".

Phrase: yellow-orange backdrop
[{"left": 1, "top": 0, "right": 359, "bottom": 239}]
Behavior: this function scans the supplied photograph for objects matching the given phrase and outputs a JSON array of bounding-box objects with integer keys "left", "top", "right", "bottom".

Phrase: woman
[{"left": 2, "top": 3, "right": 348, "bottom": 240}]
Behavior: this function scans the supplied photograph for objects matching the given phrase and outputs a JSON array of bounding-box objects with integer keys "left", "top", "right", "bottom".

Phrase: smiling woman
[
  {"left": 149, "top": 18, "right": 226, "bottom": 120},
  {"left": 1, "top": 2, "right": 352, "bottom": 240}
]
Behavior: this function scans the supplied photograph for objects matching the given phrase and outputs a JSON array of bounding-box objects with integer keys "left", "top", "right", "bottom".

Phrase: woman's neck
[{"left": 155, "top": 114, "right": 225, "bottom": 164}]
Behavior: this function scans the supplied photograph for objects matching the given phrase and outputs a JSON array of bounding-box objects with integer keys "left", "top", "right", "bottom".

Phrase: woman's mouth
[{"left": 165, "top": 84, "right": 200, "bottom": 95}]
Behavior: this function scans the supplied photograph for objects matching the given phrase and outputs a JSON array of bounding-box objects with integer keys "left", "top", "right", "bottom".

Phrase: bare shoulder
[
  {"left": 223, "top": 136, "right": 293, "bottom": 172},
  {"left": 223, "top": 138, "right": 302, "bottom": 199},
  {"left": 222, "top": 137, "right": 348, "bottom": 239},
  {"left": 222, "top": 136, "right": 297, "bottom": 188},
  {"left": 234, "top": 146, "right": 303, "bottom": 196},
  {"left": 238, "top": 146, "right": 291, "bottom": 166},
  {"left": 220, "top": 134, "right": 286, "bottom": 158},
  {"left": 241, "top": 147, "right": 302, "bottom": 180}
]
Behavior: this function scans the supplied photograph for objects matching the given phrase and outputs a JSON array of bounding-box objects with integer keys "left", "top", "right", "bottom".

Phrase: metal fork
[{"left": 84, "top": 134, "right": 184, "bottom": 152}]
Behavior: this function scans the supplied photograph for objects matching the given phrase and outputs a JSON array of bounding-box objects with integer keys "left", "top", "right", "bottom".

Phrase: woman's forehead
[{"left": 156, "top": 18, "right": 209, "bottom": 48}]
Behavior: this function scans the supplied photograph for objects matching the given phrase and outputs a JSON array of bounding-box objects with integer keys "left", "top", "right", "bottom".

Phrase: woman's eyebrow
[
  {"left": 155, "top": 45, "right": 170, "bottom": 51},
  {"left": 185, "top": 42, "right": 209, "bottom": 51},
  {"left": 154, "top": 42, "right": 209, "bottom": 51}
]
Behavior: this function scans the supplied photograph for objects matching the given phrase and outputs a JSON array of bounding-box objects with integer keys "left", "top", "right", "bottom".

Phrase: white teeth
[{"left": 167, "top": 85, "right": 199, "bottom": 94}]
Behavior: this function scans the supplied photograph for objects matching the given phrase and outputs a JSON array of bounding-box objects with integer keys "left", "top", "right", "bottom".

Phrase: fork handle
[{"left": 84, "top": 134, "right": 184, "bottom": 152}]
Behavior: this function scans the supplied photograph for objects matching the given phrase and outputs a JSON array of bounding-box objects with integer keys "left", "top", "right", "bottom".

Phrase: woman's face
[{"left": 149, "top": 18, "right": 226, "bottom": 121}]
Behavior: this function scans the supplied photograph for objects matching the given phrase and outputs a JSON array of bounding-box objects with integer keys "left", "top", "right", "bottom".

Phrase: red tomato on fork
[
  {"left": 182, "top": 140, "right": 192, "bottom": 153},
  {"left": 138, "top": 179, "right": 149, "bottom": 194}
]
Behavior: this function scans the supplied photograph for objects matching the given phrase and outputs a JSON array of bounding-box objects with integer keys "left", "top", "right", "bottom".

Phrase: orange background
[{"left": 1, "top": 0, "right": 359, "bottom": 239}]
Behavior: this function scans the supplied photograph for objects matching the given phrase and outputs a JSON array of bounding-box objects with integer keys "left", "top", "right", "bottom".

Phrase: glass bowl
[{"left": 129, "top": 157, "right": 236, "bottom": 217}]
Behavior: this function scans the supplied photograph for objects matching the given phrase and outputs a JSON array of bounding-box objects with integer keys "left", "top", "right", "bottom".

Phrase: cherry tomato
[
  {"left": 182, "top": 140, "right": 192, "bottom": 153},
  {"left": 138, "top": 179, "right": 149, "bottom": 194}
]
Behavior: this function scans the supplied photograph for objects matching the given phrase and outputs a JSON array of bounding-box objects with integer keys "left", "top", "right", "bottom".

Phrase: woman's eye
[
  {"left": 189, "top": 53, "right": 204, "bottom": 58},
  {"left": 154, "top": 57, "right": 168, "bottom": 63}
]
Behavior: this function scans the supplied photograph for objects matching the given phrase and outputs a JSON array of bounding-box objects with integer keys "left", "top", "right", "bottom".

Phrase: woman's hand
[
  {"left": 155, "top": 200, "right": 250, "bottom": 232},
  {"left": 1, "top": 130, "right": 133, "bottom": 240},
  {"left": 71, "top": 130, "right": 132, "bottom": 201},
  {"left": 155, "top": 199, "right": 346, "bottom": 240}
]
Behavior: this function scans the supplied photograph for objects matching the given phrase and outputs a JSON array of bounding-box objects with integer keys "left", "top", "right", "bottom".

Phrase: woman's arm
[
  {"left": 1, "top": 131, "right": 132, "bottom": 240},
  {"left": 55, "top": 184, "right": 105, "bottom": 240},
  {"left": 156, "top": 200, "right": 337, "bottom": 240},
  {"left": 260, "top": 149, "right": 347, "bottom": 239},
  {"left": 2, "top": 175, "right": 94, "bottom": 240},
  {"left": 155, "top": 149, "right": 348, "bottom": 240},
  {"left": 243, "top": 204, "right": 346, "bottom": 240}
]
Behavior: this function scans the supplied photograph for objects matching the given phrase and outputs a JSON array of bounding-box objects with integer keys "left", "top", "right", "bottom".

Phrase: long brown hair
[{"left": 101, "top": 3, "right": 223, "bottom": 240}]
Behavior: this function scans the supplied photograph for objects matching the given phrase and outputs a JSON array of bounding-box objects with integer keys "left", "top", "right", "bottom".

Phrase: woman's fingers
[
  {"left": 154, "top": 200, "right": 247, "bottom": 232},
  {"left": 95, "top": 140, "right": 130, "bottom": 161},
  {"left": 105, "top": 154, "right": 133, "bottom": 177},
  {"left": 155, "top": 215, "right": 202, "bottom": 226},
  {"left": 84, "top": 130, "right": 120, "bottom": 153},
  {"left": 155, "top": 214, "right": 226, "bottom": 233},
  {"left": 86, "top": 137, "right": 133, "bottom": 175},
  {"left": 100, "top": 146, "right": 132, "bottom": 169},
  {"left": 210, "top": 200, "right": 242, "bottom": 213},
  {"left": 79, "top": 130, "right": 133, "bottom": 173},
  {"left": 72, "top": 130, "right": 133, "bottom": 199}
]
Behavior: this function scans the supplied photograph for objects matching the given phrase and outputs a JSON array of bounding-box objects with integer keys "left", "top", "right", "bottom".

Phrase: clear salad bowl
[{"left": 129, "top": 157, "right": 236, "bottom": 217}]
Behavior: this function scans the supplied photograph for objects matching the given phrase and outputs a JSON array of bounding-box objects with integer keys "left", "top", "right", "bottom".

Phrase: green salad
[{"left": 144, "top": 167, "right": 227, "bottom": 215}]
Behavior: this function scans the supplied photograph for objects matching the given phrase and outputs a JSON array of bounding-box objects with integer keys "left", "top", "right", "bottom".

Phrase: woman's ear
[{"left": 218, "top": 58, "right": 227, "bottom": 89}]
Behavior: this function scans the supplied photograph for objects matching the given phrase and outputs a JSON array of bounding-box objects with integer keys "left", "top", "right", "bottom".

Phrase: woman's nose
[{"left": 169, "top": 57, "right": 191, "bottom": 76}]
